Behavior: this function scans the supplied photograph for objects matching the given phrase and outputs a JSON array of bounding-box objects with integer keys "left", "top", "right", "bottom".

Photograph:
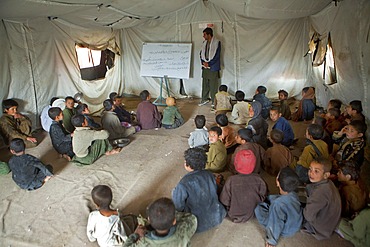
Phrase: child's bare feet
[
  {"left": 62, "top": 154, "right": 72, "bottom": 161},
  {"left": 105, "top": 148, "right": 121, "bottom": 155},
  {"left": 42, "top": 176, "right": 53, "bottom": 185}
]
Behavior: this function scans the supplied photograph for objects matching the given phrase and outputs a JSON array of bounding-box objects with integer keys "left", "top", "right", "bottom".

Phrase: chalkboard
[{"left": 140, "top": 43, "right": 192, "bottom": 79}]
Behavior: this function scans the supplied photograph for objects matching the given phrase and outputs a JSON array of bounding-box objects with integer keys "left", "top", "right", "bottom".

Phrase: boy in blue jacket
[
  {"left": 172, "top": 147, "right": 226, "bottom": 232},
  {"left": 270, "top": 107, "right": 295, "bottom": 147},
  {"left": 255, "top": 167, "right": 302, "bottom": 247}
]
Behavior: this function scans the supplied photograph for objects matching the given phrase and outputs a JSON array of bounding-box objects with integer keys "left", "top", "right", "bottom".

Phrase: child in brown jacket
[
  {"left": 302, "top": 158, "right": 341, "bottom": 240},
  {"left": 216, "top": 113, "right": 237, "bottom": 153},
  {"left": 264, "top": 129, "right": 293, "bottom": 177}
]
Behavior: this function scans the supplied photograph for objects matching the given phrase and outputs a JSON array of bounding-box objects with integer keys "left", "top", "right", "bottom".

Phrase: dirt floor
[{"left": 1, "top": 96, "right": 368, "bottom": 247}]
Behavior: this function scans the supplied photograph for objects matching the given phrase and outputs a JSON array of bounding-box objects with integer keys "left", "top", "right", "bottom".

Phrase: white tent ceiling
[
  {"left": 0, "top": 0, "right": 369, "bottom": 129},
  {"left": 1, "top": 1, "right": 333, "bottom": 28}
]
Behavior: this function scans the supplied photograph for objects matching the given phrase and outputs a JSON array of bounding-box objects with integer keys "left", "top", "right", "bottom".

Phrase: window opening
[{"left": 75, "top": 45, "right": 115, "bottom": 80}]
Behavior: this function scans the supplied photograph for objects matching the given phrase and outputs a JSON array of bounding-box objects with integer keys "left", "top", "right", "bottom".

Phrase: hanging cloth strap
[{"left": 306, "top": 139, "right": 322, "bottom": 158}]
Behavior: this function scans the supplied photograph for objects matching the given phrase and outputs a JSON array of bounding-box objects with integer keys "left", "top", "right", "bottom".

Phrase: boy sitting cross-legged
[
  {"left": 62, "top": 96, "right": 76, "bottom": 133},
  {"left": 264, "top": 129, "right": 293, "bottom": 177},
  {"left": 277, "top": 89, "right": 291, "bottom": 120},
  {"left": 302, "top": 157, "right": 341, "bottom": 240},
  {"left": 294, "top": 124, "right": 329, "bottom": 184},
  {"left": 345, "top": 100, "right": 365, "bottom": 124},
  {"left": 269, "top": 106, "right": 295, "bottom": 147},
  {"left": 188, "top": 115, "right": 209, "bottom": 149},
  {"left": 162, "top": 97, "right": 184, "bottom": 129},
  {"left": 253, "top": 85, "right": 272, "bottom": 120},
  {"left": 215, "top": 113, "right": 237, "bottom": 152},
  {"left": 71, "top": 114, "right": 120, "bottom": 165},
  {"left": 136, "top": 90, "right": 161, "bottom": 130},
  {"left": 87, "top": 185, "right": 128, "bottom": 246},
  {"left": 337, "top": 161, "right": 368, "bottom": 219},
  {"left": 227, "top": 90, "right": 249, "bottom": 125},
  {"left": 292, "top": 87, "right": 316, "bottom": 122},
  {"left": 76, "top": 103, "right": 101, "bottom": 129},
  {"left": 247, "top": 101, "right": 269, "bottom": 149},
  {"left": 206, "top": 126, "right": 227, "bottom": 173},
  {"left": 101, "top": 99, "right": 136, "bottom": 141},
  {"left": 110, "top": 92, "right": 133, "bottom": 124},
  {"left": 0, "top": 99, "right": 37, "bottom": 148},
  {"left": 48, "top": 107, "right": 74, "bottom": 161},
  {"left": 332, "top": 120, "right": 367, "bottom": 169},
  {"left": 220, "top": 150, "right": 267, "bottom": 223},
  {"left": 172, "top": 147, "right": 226, "bottom": 233},
  {"left": 229, "top": 128, "right": 265, "bottom": 174},
  {"left": 124, "top": 197, "right": 197, "bottom": 246},
  {"left": 8, "top": 138, "right": 53, "bottom": 190},
  {"left": 214, "top": 84, "right": 232, "bottom": 114},
  {"left": 323, "top": 108, "right": 343, "bottom": 136},
  {"left": 255, "top": 167, "right": 302, "bottom": 247}
]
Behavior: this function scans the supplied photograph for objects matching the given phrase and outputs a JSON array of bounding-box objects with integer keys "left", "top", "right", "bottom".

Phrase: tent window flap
[{"left": 75, "top": 45, "right": 115, "bottom": 81}]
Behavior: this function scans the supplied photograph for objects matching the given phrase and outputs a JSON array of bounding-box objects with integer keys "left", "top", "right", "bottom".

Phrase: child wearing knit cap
[{"left": 220, "top": 150, "right": 267, "bottom": 223}]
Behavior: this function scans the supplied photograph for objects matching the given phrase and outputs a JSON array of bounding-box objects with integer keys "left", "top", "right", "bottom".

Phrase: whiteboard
[{"left": 140, "top": 43, "right": 192, "bottom": 79}]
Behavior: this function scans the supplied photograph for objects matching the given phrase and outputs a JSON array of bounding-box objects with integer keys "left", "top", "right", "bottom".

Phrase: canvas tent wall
[{"left": 0, "top": 0, "right": 369, "bottom": 129}]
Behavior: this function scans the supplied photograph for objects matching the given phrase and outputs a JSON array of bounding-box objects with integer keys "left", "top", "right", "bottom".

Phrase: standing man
[{"left": 199, "top": 27, "right": 221, "bottom": 107}]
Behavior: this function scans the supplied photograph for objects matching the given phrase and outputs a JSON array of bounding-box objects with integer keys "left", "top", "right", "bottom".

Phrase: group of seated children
[
  {"left": 184, "top": 86, "right": 369, "bottom": 246},
  {"left": 71, "top": 114, "right": 121, "bottom": 166},
  {"left": 101, "top": 99, "right": 136, "bottom": 140},
  {"left": 86, "top": 146, "right": 362, "bottom": 247},
  {"left": 136, "top": 90, "right": 184, "bottom": 130},
  {"left": 294, "top": 123, "right": 330, "bottom": 184},
  {"left": 109, "top": 92, "right": 134, "bottom": 124},
  {"left": 76, "top": 103, "right": 101, "bottom": 130},
  {"left": 2, "top": 85, "right": 369, "bottom": 246},
  {"left": 87, "top": 148, "right": 224, "bottom": 246},
  {"left": 87, "top": 184, "right": 197, "bottom": 247},
  {"left": 3, "top": 88, "right": 187, "bottom": 188},
  {"left": 86, "top": 148, "right": 223, "bottom": 246},
  {"left": 47, "top": 95, "right": 134, "bottom": 165},
  {"left": 214, "top": 84, "right": 273, "bottom": 124},
  {"left": 2, "top": 87, "right": 186, "bottom": 180}
]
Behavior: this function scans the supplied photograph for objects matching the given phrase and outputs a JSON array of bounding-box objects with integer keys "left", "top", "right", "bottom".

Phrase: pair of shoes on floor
[{"left": 198, "top": 100, "right": 210, "bottom": 106}]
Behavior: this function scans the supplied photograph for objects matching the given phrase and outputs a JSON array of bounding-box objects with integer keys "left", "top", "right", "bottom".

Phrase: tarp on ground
[{"left": 0, "top": 0, "right": 369, "bottom": 127}]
